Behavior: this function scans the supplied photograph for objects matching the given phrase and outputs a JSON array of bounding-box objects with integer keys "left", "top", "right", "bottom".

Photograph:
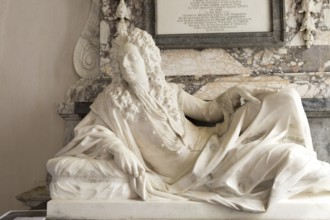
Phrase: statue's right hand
[{"left": 113, "top": 147, "right": 145, "bottom": 178}]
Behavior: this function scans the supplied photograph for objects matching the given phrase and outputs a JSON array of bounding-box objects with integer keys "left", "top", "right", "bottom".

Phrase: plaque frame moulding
[{"left": 143, "top": 0, "right": 285, "bottom": 49}]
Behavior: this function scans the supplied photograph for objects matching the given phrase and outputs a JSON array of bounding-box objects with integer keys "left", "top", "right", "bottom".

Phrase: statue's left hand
[
  {"left": 113, "top": 147, "right": 145, "bottom": 178},
  {"left": 227, "top": 85, "right": 278, "bottom": 105},
  {"left": 216, "top": 85, "right": 278, "bottom": 116}
]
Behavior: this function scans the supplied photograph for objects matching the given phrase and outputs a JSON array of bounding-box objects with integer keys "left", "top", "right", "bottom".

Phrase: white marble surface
[{"left": 47, "top": 193, "right": 330, "bottom": 220}]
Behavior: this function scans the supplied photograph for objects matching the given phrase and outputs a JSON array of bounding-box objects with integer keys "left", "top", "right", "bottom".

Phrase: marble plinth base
[{"left": 47, "top": 193, "right": 330, "bottom": 220}]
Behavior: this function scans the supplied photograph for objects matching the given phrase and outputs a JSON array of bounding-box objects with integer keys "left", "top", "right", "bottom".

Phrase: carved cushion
[{"left": 47, "top": 156, "right": 138, "bottom": 200}]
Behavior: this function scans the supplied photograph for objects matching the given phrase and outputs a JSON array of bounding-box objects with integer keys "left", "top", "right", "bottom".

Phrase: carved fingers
[
  {"left": 114, "top": 148, "right": 145, "bottom": 178},
  {"left": 216, "top": 85, "right": 278, "bottom": 118},
  {"left": 228, "top": 85, "right": 278, "bottom": 104},
  {"left": 229, "top": 86, "right": 260, "bottom": 105}
]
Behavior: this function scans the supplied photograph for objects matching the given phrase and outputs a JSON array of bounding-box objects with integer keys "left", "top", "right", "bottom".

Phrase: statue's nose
[{"left": 122, "top": 56, "right": 130, "bottom": 68}]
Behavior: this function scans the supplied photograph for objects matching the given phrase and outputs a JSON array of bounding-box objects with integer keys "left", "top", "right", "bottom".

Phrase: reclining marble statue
[{"left": 47, "top": 28, "right": 330, "bottom": 213}]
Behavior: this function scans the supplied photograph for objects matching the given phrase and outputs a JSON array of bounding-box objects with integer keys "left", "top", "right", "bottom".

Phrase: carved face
[{"left": 118, "top": 43, "right": 148, "bottom": 86}]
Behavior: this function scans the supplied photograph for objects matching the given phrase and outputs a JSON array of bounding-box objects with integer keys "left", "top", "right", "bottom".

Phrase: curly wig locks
[
  {"left": 128, "top": 28, "right": 162, "bottom": 77},
  {"left": 106, "top": 28, "right": 179, "bottom": 122}
]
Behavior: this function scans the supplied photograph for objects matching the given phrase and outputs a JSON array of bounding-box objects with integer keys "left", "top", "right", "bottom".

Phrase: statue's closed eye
[
  {"left": 122, "top": 54, "right": 138, "bottom": 68},
  {"left": 127, "top": 54, "right": 138, "bottom": 62}
]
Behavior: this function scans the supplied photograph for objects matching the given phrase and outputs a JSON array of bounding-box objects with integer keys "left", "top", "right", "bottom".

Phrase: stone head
[{"left": 118, "top": 42, "right": 148, "bottom": 86}]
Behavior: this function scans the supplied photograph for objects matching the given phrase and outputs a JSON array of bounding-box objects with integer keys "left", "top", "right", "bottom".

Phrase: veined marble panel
[
  {"left": 290, "top": 30, "right": 330, "bottom": 47},
  {"left": 314, "top": 30, "right": 330, "bottom": 45},
  {"left": 192, "top": 73, "right": 330, "bottom": 100},
  {"left": 98, "top": 0, "right": 330, "bottom": 80},
  {"left": 60, "top": 73, "right": 330, "bottom": 103},
  {"left": 309, "top": 118, "right": 330, "bottom": 163},
  {"left": 161, "top": 49, "right": 252, "bottom": 76}
]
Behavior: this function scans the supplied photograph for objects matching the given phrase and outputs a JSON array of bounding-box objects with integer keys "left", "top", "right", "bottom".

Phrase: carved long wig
[{"left": 106, "top": 28, "right": 179, "bottom": 121}]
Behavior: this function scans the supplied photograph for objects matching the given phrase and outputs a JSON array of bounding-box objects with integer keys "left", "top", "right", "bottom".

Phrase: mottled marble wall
[{"left": 78, "top": 0, "right": 330, "bottom": 104}]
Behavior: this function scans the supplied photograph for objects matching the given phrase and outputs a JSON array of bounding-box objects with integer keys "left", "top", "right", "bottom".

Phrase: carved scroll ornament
[{"left": 73, "top": 0, "right": 100, "bottom": 79}]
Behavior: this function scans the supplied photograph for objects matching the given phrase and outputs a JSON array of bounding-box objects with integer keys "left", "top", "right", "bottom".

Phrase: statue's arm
[
  {"left": 61, "top": 111, "right": 145, "bottom": 177},
  {"left": 182, "top": 90, "right": 224, "bottom": 123},
  {"left": 182, "top": 85, "right": 278, "bottom": 123}
]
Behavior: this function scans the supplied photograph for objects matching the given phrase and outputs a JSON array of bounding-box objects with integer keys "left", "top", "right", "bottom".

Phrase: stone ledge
[
  {"left": 72, "top": 98, "right": 330, "bottom": 118},
  {"left": 47, "top": 193, "right": 330, "bottom": 220},
  {"left": 0, "top": 210, "right": 46, "bottom": 220}
]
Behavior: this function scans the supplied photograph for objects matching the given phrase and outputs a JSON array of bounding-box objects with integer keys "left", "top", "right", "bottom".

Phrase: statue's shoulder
[
  {"left": 167, "top": 82, "right": 185, "bottom": 99},
  {"left": 91, "top": 84, "right": 118, "bottom": 109},
  {"left": 167, "top": 82, "right": 183, "bottom": 93}
]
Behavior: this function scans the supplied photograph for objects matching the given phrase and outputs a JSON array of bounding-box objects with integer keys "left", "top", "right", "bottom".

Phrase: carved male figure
[{"left": 48, "top": 28, "right": 330, "bottom": 213}]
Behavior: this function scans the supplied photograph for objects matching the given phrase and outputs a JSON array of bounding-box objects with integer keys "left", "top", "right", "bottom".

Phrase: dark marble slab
[
  {"left": 16, "top": 186, "right": 50, "bottom": 210},
  {"left": 302, "top": 98, "right": 330, "bottom": 118},
  {"left": 73, "top": 98, "right": 330, "bottom": 118}
]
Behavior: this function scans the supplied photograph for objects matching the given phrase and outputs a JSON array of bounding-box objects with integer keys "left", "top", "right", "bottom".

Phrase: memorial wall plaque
[{"left": 144, "top": 0, "right": 285, "bottom": 49}]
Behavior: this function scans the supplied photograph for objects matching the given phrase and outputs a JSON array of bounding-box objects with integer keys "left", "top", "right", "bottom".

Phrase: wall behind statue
[
  {"left": 0, "top": 0, "right": 91, "bottom": 214},
  {"left": 96, "top": 0, "right": 330, "bottom": 101}
]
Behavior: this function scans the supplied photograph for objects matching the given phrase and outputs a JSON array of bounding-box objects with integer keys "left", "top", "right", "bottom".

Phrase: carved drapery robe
[{"left": 47, "top": 85, "right": 330, "bottom": 212}]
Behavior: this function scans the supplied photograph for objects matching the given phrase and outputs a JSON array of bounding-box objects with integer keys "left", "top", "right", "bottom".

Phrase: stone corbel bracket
[
  {"left": 299, "top": 0, "right": 317, "bottom": 48},
  {"left": 73, "top": 0, "right": 100, "bottom": 79}
]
